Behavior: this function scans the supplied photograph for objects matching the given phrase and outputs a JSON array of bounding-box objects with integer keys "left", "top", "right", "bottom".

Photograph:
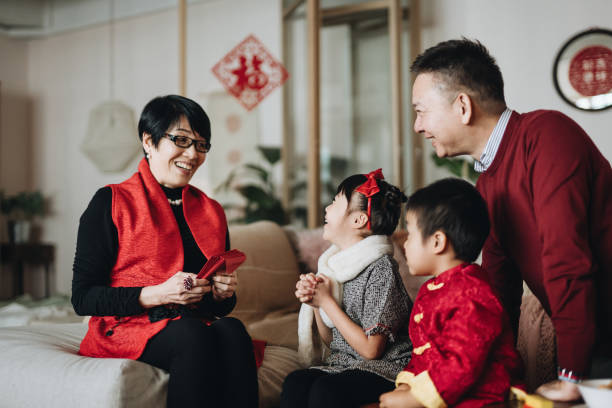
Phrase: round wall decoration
[{"left": 553, "top": 28, "right": 612, "bottom": 111}]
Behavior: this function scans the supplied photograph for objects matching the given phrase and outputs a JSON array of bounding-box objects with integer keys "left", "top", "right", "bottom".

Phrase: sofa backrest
[{"left": 228, "top": 221, "right": 302, "bottom": 350}]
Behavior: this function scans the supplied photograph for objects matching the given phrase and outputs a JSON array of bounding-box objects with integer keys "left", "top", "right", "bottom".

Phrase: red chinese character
[
  {"left": 568, "top": 45, "right": 612, "bottom": 97},
  {"left": 212, "top": 35, "right": 289, "bottom": 111}
]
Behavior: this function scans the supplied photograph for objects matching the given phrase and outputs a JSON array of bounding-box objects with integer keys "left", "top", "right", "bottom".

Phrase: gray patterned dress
[{"left": 311, "top": 254, "right": 413, "bottom": 381}]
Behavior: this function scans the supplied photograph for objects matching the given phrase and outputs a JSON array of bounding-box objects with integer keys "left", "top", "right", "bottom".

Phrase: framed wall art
[{"left": 553, "top": 28, "right": 612, "bottom": 111}]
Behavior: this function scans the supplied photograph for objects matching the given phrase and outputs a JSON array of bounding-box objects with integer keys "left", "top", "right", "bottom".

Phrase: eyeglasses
[{"left": 163, "top": 133, "right": 211, "bottom": 153}]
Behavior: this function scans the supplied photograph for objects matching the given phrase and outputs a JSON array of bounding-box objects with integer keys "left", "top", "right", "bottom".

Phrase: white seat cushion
[{"left": 0, "top": 322, "right": 302, "bottom": 407}]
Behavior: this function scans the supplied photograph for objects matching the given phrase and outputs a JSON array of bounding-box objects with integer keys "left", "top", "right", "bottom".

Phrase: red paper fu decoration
[{"left": 212, "top": 34, "right": 289, "bottom": 111}]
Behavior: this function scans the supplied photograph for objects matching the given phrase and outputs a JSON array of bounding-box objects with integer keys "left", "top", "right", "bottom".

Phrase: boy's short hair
[
  {"left": 406, "top": 178, "right": 490, "bottom": 262},
  {"left": 337, "top": 174, "right": 407, "bottom": 236},
  {"left": 411, "top": 38, "right": 506, "bottom": 115}
]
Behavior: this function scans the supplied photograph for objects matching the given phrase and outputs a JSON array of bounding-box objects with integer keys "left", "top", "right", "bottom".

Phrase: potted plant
[
  {"left": 1, "top": 190, "right": 46, "bottom": 243},
  {"left": 215, "top": 146, "right": 287, "bottom": 225}
]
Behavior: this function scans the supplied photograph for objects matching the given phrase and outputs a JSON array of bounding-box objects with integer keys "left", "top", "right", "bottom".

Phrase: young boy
[{"left": 379, "top": 178, "right": 522, "bottom": 408}]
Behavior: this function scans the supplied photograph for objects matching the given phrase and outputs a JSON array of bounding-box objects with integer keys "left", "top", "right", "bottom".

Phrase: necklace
[{"left": 167, "top": 198, "right": 182, "bottom": 206}]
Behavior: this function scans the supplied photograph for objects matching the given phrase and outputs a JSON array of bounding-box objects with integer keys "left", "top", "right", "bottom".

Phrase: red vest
[{"left": 79, "top": 158, "right": 227, "bottom": 359}]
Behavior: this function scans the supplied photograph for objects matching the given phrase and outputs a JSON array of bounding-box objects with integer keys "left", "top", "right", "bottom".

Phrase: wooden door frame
[{"left": 282, "top": 0, "right": 422, "bottom": 228}]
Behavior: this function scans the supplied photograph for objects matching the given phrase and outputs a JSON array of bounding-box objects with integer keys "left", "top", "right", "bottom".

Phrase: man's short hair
[
  {"left": 411, "top": 38, "right": 506, "bottom": 114},
  {"left": 406, "top": 178, "right": 490, "bottom": 263}
]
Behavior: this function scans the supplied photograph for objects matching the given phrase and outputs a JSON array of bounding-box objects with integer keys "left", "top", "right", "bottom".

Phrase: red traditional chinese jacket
[{"left": 396, "top": 263, "right": 522, "bottom": 408}]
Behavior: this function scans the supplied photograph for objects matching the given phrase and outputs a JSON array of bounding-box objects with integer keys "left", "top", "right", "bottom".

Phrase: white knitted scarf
[{"left": 297, "top": 234, "right": 394, "bottom": 366}]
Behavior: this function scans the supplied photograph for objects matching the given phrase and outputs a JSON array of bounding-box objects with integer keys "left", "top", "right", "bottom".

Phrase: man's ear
[
  {"left": 456, "top": 92, "right": 473, "bottom": 125},
  {"left": 351, "top": 211, "right": 369, "bottom": 230},
  {"left": 430, "top": 230, "right": 448, "bottom": 255}
]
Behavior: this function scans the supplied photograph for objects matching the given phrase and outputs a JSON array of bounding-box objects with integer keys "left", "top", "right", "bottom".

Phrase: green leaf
[
  {"left": 430, "top": 153, "right": 479, "bottom": 183},
  {"left": 215, "top": 169, "right": 238, "bottom": 193},
  {"left": 244, "top": 164, "right": 269, "bottom": 183},
  {"left": 258, "top": 146, "right": 281, "bottom": 165},
  {"left": 237, "top": 185, "right": 274, "bottom": 204}
]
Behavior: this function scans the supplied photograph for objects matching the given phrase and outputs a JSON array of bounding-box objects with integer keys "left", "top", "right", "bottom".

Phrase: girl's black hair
[
  {"left": 337, "top": 174, "right": 407, "bottom": 236},
  {"left": 406, "top": 177, "right": 490, "bottom": 263},
  {"left": 137, "top": 95, "right": 211, "bottom": 150}
]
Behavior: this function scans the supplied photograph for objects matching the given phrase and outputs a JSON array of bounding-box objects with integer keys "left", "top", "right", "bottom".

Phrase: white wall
[
  {"left": 22, "top": 0, "right": 282, "bottom": 295},
  {"left": 2, "top": 0, "right": 611, "bottom": 297},
  {"left": 420, "top": 0, "right": 612, "bottom": 183}
]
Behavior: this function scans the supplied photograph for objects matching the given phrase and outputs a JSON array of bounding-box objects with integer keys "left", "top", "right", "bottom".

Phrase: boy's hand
[
  {"left": 379, "top": 384, "right": 421, "bottom": 408},
  {"left": 310, "top": 274, "right": 333, "bottom": 308},
  {"left": 535, "top": 379, "right": 581, "bottom": 402}
]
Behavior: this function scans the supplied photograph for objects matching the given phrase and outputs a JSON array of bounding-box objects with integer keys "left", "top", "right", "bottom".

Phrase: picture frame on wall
[{"left": 552, "top": 28, "right": 612, "bottom": 111}]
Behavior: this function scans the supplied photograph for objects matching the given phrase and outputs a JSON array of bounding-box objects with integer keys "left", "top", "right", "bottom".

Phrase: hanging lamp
[{"left": 81, "top": 0, "right": 139, "bottom": 173}]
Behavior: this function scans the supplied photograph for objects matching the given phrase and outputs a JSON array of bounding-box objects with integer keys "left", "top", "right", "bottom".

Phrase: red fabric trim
[
  {"left": 363, "top": 323, "right": 392, "bottom": 333},
  {"left": 252, "top": 339, "right": 267, "bottom": 368}
]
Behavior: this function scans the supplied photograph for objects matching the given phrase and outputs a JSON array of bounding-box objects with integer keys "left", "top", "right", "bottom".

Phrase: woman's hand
[
  {"left": 139, "top": 271, "right": 212, "bottom": 308},
  {"left": 295, "top": 273, "right": 320, "bottom": 304},
  {"left": 211, "top": 272, "right": 237, "bottom": 302}
]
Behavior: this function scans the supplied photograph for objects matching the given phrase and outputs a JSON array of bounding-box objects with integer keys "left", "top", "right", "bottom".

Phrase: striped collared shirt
[{"left": 474, "top": 108, "right": 512, "bottom": 173}]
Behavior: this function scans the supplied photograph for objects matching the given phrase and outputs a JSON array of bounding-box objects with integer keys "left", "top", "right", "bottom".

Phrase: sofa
[{"left": 0, "top": 221, "right": 556, "bottom": 407}]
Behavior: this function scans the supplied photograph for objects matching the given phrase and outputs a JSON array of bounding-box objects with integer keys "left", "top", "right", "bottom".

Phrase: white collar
[{"left": 474, "top": 108, "right": 512, "bottom": 173}]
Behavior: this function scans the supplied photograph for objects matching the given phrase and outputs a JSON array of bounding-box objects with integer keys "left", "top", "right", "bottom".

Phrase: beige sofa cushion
[
  {"left": 517, "top": 287, "right": 557, "bottom": 391},
  {"left": 229, "top": 221, "right": 302, "bottom": 350}
]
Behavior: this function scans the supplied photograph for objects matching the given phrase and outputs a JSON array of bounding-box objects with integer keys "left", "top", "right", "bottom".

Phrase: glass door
[{"left": 283, "top": 0, "right": 419, "bottom": 228}]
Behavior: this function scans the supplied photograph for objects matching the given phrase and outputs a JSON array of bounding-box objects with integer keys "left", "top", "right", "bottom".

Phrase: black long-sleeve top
[{"left": 71, "top": 185, "right": 235, "bottom": 319}]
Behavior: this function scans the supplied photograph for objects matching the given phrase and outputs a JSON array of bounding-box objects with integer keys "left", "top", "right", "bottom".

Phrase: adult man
[{"left": 410, "top": 39, "right": 611, "bottom": 401}]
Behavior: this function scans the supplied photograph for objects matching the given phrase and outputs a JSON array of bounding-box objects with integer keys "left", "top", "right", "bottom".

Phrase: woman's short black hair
[
  {"left": 337, "top": 174, "right": 407, "bottom": 236},
  {"left": 411, "top": 38, "right": 506, "bottom": 114},
  {"left": 406, "top": 178, "right": 490, "bottom": 263},
  {"left": 137, "top": 95, "right": 211, "bottom": 149}
]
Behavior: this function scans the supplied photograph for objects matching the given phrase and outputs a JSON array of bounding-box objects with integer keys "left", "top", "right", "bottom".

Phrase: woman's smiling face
[{"left": 143, "top": 115, "right": 207, "bottom": 188}]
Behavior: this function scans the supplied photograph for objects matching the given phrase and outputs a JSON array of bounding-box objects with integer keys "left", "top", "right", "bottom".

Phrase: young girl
[{"left": 281, "top": 169, "right": 413, "bottom": 408}]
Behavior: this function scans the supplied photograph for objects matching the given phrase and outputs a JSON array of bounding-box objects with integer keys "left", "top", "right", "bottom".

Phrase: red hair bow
[{"left": 355, "top": 168, "right": 384, "bottom": 230}]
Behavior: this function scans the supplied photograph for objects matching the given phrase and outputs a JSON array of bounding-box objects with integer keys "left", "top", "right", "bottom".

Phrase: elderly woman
[{"left": 71, "top": 95, "right": 258, "bottom": 407}]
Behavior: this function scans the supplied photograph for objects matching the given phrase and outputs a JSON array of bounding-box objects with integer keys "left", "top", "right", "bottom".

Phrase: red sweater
[{"left": 476, "top": 110, "right": 612, "bottom": 375}]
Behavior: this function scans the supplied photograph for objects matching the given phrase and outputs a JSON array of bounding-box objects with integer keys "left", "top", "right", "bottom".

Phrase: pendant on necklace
[{"left": 167, "top": 198, "right": 182, "bottom": 206}]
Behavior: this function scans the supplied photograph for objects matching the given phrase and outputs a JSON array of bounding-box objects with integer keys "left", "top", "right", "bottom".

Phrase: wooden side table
[{"left": 0, "top": 243, "right": 55, "bottom": 298}]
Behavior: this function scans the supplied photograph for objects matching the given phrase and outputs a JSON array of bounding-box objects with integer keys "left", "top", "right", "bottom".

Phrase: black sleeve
[{"left": 71, "top": 187, "right": 145, "bottom": 317}]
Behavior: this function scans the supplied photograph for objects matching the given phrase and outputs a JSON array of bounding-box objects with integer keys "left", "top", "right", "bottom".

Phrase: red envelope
[{"left": 196, "top": 249, "right": 246, "bottom": 280}]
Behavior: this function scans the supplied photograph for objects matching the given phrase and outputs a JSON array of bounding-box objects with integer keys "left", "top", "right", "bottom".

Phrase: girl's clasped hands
[{"left": 295, "top": 273, "right": 333, "bottom": 308}]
